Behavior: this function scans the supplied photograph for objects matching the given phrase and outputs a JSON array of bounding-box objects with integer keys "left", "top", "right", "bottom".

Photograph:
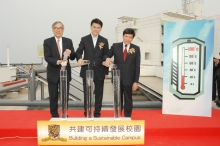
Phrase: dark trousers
[
  {"left": 48, "top": 80, "right": 70, "bottom": 117},
  {"left": 212, "top": 78, "right": 216, "bottom": 100},
  {"left": 213, "top": 76, "right": 220, "bottom": 101},
  {"left": 120, "top": 83, "right": 133, "bottom": 117},
  {"left": 218, "top": 78, "right": 220, "bottom": 101},
  {"left": 83, "top": 74, "right": 104, "bottom": 117}
]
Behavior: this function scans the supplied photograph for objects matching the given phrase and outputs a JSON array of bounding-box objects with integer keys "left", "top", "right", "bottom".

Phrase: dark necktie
[{"left": 123, "top": 44, "right": 128, "bottom": 61}]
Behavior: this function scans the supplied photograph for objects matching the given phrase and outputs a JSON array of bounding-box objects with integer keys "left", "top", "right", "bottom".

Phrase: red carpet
[{"left": 0, "top": 109, "right": 220, "bottom": 146}]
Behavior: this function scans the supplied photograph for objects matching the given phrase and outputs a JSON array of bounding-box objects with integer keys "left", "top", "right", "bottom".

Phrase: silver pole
[
  {"left": 60, "top": 70, "right": 67, "bottom": 118},
  {"left": 60, "top": 52, "right": 69, "bottom": 118},
  {"left": 86, "top": 70, "right": 94, "bottom": 118},
  {"left": 113, "top": 69, "right": 121, "bottom": 118},
  {"left": 41, "top": 81, "right": 44, "bottom": 100},
  {"left": 28, "top": 66, "right": 36, "bottom": 101}
]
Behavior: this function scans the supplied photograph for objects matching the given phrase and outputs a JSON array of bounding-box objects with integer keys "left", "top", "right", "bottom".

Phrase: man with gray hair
[{"left": 44, "top": 21, "right": 75, "bottom": 117}]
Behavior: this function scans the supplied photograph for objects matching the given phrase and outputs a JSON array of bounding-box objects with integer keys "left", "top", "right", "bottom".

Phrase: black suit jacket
[
  {"left": 214, "top": 58, "right": 220, "bottom": 80},
  {"left": 76, "top": 34, "right": 109, "bottom": 80},
  {"left": 44, "top": 37, "right": 76, "bottom": 83},
  {"left": 104, "top": 42, "right": 140, "bottom": 86}
]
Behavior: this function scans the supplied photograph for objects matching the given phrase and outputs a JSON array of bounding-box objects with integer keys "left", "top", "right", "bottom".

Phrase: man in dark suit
[
  {"left": 213, "top": 57, "right": 220, "bottom": 107},
  {"left": 76, "top": 18, "right": 109, "bottom": 117},
  {"left": 104, "top": 28, "right": 140, "bottom": 117},
  {"left": 44, "top": 21, "right": 76, "bottom": 117},
  {"left": 212, "top": 57, "right": 218, "bottom": 101}
]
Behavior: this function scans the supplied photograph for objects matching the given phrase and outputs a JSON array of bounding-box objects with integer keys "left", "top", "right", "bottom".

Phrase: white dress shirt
[
  {"left": 91, "top": 34, "right": 98, "bottom": 48},
  {"left": 123, "top": 42, "right": 130, "bottom": 52}
]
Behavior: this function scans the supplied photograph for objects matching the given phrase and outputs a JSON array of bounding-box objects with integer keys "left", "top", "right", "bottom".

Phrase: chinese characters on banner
[{"left": 37, "top": 120, "right": 145, "bottom": 145}]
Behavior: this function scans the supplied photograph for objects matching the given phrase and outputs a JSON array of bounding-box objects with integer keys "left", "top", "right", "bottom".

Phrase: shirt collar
[
  {"left": 123, "top": 42, "right": 130, "bottom": 49},
  {"left": 91, "top": 34, "right": 98, "bottom": 39},
  {"left": 55, "top": 37, "right": 62, "bottom": 41}
]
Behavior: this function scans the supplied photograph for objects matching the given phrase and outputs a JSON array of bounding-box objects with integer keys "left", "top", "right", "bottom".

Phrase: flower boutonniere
[
  {"left": 128, "top": 48, "right": 135, "bottom": 54},
  {"left": 99, "top": 42, "right": 105, "bottom": 49}
]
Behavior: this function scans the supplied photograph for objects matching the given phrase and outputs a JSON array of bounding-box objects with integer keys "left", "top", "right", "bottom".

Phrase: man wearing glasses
[{"left": 44, "top": 21, "right": 76, "bottom": 118}]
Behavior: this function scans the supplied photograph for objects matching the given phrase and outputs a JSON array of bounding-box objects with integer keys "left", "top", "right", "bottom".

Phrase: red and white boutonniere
[
  {"left": 128, "top": 48, "right": 135, "bottom": 54},
  {"left": 99, "top": 42, "right": 105, "bottom": 49}
]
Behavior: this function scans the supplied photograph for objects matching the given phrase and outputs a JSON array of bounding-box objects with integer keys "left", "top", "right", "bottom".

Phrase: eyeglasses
[{"left": 53, "top": 27, "right": 63, "bottom": 30}]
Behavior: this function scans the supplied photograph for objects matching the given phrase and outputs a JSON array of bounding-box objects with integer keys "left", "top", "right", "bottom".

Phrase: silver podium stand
[
  {"left": 86, "top": 69, "right": 94, "bottom": 118},
  {"left": 112, "top": 66, "right": 121, "bottom": 118},
  {"left": 86, "top": 70, "right": 95, "bottom": 118},
  {"left": 82, "top": 60, "right": 95, "bottom": 119},
  {"left": 60, "top": 52, "right": 68, "bottom": 118}
]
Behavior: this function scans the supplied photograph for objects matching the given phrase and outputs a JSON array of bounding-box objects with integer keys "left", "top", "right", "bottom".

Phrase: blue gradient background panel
[{"left": 163, "top": 20, "right": 214, "bottom": 117}]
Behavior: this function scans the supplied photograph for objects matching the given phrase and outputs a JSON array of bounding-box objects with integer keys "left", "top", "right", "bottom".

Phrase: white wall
[
  {"left": 0, "top": 67, "right": 16, "bottom": 82},
  {"left": 140, "top": 66, "right": 163, "bottom": 78}
]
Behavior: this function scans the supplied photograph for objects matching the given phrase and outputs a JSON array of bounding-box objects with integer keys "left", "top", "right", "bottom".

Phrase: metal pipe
[
  {"left": 86, "top": 69, "right": 94, "bottom": 118},
  {"left": 0, "top": 100, "right": 162, "bottom": 108},
  {"left": 60, "top": 52, "right": 69, "bottom": 118},
  {"left": 28, "top": 69, "right": 36, "bottom": 101},
  {"left": 3, "top": 79, "right": 26, "bottom": 87},
  {"left": 35, "top": 80, "right": 40, "bottom": 91},
  {"left": 60, "top": 70, "right": 68, "bottom": 118},
  {"left": 41, "top": 82, "right": 44, "bottom": 100},
  {"left": 0, "top": 82, "right": 28, "bottom": 93},
  {"left": 113, "top": 69, "right": 121, "bottom": 118}
]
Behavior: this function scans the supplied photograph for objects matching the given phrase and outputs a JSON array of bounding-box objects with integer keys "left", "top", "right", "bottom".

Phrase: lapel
[
  {"left": 94, "top": 36, "right": 101, "bottom": 51},
  {"left": 119, "top": 42, "right": 124, "bottom": 62},
  {"left": 62, "top": 37, "right": 66, "bottom": 59},
  {"left": 125, "top": 44, "right": 132, "bottom": 61},
  {"left": 51, "top": 37, "right": 61, "bottom": 59},
  {"left": 88, "top": 35, "right": 95, "bottom": 50}
]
